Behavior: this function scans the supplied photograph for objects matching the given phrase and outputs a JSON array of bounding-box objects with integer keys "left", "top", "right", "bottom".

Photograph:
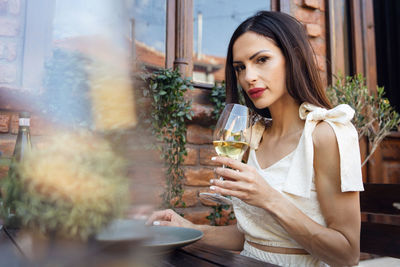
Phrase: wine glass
[{"left": 199, "top": 103, "right": 252, "bottom": 205}]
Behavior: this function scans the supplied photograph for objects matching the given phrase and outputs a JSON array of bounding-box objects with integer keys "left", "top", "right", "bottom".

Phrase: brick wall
[
  {"left": 292, "top": 0, "right": 328, "bottom": 87},
  {"left": 180, "top": 88, "right": 235, "bottom": 224}
]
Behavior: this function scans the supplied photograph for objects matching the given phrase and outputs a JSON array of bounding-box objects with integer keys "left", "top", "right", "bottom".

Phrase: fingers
[
  {"left": 152, "top": 220, "right": 173, "bottom": 226},
  {"left": 146, "top": 209, "right": 174, "bottom": 226},
  {"left": 214, "top": 167, "right": 246, "bottom": 182},
  {"left": 211, "top": 156, "right": 247, "bottom": 171},
  {"left": 210, "top": 178, "right": 246, "bottom": 191},
  {"left": 210, "top": 185, "right": 247, "bottom": 200},
  {"left": 146, "top": 209, "right": 195, "bottom": 229}
]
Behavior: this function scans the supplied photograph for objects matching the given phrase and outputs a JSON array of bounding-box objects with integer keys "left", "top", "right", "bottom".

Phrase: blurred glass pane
[
  {"left": 128, "top": 0, "right": 166, "bottom": 72},
  {"left": 193, "top": 0, "right": 270, "bottom": 84},
  {"left": 21, "top": 0, "right": 136, "bottom": 130}
]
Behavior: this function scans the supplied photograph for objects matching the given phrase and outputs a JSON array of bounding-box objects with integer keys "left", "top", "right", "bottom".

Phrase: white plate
[
  {"left": 143, "top": 226, "right": 203, "bottom": 252},
  {"left": 95, "top": 219, "right": 150, "bottom": 244}
]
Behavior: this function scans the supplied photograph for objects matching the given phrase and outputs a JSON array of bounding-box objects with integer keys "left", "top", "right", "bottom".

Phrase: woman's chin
[{"left": 253, "top": 101, "right": 269, "bottom": 110}]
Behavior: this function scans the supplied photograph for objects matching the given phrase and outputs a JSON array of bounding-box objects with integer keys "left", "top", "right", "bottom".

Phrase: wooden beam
[
  {"left": 326, "top": 0, "right": 347, "bottom": 82},
  {"left": 349, "top": 0, "right": 364, "bottom": 75},
  {"left": 361, "top": 0, "right": 377, "bottom": 95},
  {"left": 271, "top": 0, "right": 279, "bottom": 11},
  {"left": 360, "top": 0, "right": 382, "bottom": 182},
  {"left": 174, "top": 0, "right": 193, "bottom": 77},
  {"left": 166, "top": 0, "right": 176, "bottom": 69}
]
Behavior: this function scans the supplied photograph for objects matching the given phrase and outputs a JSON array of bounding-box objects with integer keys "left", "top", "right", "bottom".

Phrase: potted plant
[{"left": 327, "top": 74, "right": 400, "bottom": 165}]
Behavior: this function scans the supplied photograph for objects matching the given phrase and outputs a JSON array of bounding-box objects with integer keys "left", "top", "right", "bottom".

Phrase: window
[
  {"left": 21, "top": 0, "right": 55, "bottom": 91},
  {"left": 128, "top": 0, "right": 166, "bottom": 72},
  {"left": 22, "top": 0, "right": 132, "bottom": 92},
  {"left": 128, "top": 0, "right": 270, "bottom": 82},
  {"left": 193, "top": 0, "right": 271, "bottom": 84}
]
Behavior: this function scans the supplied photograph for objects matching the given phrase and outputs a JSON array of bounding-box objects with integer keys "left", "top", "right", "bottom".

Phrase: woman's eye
[
  {"left": 234, "top": 65, "right": 245, "bottom": 73},
  {"left": 257, "top": 56, "right": 269, "bottom": 64}
]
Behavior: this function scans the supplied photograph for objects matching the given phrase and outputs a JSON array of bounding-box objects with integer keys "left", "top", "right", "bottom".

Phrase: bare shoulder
[
  {"left": 312, "top": 122, "right": 341, "bottom": 192},
  {"left": 312, "top": 121, "right": 338, "bottom": 151}
]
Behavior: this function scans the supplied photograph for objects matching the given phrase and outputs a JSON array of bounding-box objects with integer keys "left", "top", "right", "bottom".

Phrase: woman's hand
[
  {"left": 146, "top": 209, "right": 195, "bottom": 228},
  {"left": 210, "top": 156, "right": 280, "bottom": 210}
]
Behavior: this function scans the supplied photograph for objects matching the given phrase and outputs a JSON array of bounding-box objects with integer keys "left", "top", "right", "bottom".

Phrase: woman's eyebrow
[
  {"left": 249, "top": 49, "right": 271, "bottom": 60},
  {"left": 233, "top": 49, "right": 272, "bottom": 63}
]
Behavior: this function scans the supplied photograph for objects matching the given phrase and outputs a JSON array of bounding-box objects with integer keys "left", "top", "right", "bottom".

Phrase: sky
[{"left": 129, "top": 0, "right": 270, "bottom": 56}]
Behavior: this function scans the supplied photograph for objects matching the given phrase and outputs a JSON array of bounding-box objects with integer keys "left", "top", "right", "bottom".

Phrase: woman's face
[{"left": 232, "top": 31, "right": 287, "bottom": 109}]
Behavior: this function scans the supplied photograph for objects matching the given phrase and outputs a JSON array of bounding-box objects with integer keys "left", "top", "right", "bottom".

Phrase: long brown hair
[{"left": 225, "top": 11, "right": 332, "bottom": 117}]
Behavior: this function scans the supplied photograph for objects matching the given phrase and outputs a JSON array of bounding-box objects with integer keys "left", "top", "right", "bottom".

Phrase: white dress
[{"left": 233, "top": 103, "right": 364, "bottom": 267}]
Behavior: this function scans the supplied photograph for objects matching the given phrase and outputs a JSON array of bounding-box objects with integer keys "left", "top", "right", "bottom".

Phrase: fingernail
[
  {"left": 210, "top": 186, "right": 216, "bottom": 190},
  {"left": 210, "top": 179, "right": 214, "bottom": 184},
  {"left": 211, "top": 157, "right": 216, "bottom": 161},
  {"left": 153, "top": 221, "right": 160, "bottom": 226}
]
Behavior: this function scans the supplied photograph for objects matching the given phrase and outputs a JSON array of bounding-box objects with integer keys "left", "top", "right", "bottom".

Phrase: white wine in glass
[
  {"left": 213, "top": 140, "right": 249, "bottom": 161},
  {"left": 200, "top": 103, "right": 252, "bottom": 205}
]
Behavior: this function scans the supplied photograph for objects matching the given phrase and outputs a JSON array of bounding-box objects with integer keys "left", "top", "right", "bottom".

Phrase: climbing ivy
[
  {"left": 206, "top": 204, "right": 235, "bottom": 226},
  {"left": 144, "top": 68, "right": 194, "bottom": 208},
  {"left": 209, "top": 81, "right": 226, "bottom": 122}
]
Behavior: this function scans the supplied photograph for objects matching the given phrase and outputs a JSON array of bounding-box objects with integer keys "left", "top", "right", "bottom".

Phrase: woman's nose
[{"left": 244, "top": 66, "right": 257, "bottom": 84}]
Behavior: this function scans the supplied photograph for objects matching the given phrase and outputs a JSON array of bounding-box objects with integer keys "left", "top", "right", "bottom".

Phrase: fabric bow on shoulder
[{"left": 282, "top": 103, "right": 364, "bottom": 198}]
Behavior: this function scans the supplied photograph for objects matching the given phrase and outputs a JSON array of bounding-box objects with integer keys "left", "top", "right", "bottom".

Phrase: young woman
[{"left": 147, "top": 11, "right": 364, "bottom": 267}]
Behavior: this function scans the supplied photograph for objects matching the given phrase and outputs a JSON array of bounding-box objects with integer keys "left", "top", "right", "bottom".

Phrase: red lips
[{"left": 247, "top": 87, "right": 266, "bottom": 98}]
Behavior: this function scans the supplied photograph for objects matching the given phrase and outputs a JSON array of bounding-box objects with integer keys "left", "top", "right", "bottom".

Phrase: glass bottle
[
  {"left": 1, "top": 112, "right": 32, "bottom": 228},
  {"left": 11, "top": 112, "right": 32, "bottom": 162}
]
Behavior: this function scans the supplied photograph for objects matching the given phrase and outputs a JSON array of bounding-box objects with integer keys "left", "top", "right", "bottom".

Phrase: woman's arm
[
  {"left": 269, "top": 122, "right": 360, "bottom": 266},
  {"left": 211, "top": 122, "right": 361, "bottom": 266},
  {"left": 196, "top": 224, "right": 245, "bottom": 250},
  {"left": 146, "top": 209, "right": 244, "bottom": 251}
]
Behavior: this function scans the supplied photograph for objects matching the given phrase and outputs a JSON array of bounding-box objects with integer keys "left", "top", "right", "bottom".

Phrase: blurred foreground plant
[
  {"left": 327, "top": 74, "right": 400, "bottom": 166},
  {"left": 0, "top": 131, "right": 129, "bottom": 240}
]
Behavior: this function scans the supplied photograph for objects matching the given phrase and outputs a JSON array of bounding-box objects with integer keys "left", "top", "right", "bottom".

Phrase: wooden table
[{"left": 0, "top": 226, "right": 276, "bottom": 266}]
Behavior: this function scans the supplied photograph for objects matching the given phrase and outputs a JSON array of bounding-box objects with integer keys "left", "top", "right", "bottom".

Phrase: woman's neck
[{"left": 268, "top": 98, "right": 303, "bottom": 137}]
